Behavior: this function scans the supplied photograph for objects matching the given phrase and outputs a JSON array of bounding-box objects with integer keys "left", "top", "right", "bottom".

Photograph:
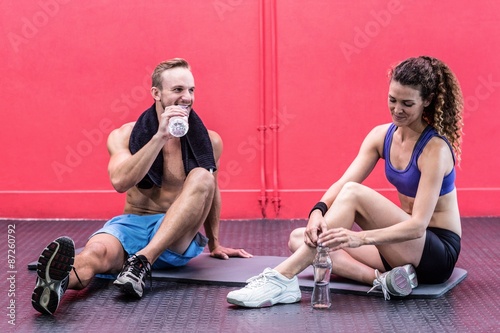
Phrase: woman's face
[{"left": 388, "top": 80, "right": 431, "bottom": 128}]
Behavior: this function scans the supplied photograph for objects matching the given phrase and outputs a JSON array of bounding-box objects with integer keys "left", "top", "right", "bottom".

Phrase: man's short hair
[{"left": 152, "top": 58, "right": 190, "bottom": 89}]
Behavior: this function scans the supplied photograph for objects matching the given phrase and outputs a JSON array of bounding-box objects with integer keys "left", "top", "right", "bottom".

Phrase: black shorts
[{"left": 380, "top": 227, "right": 461, "bottom": 284}]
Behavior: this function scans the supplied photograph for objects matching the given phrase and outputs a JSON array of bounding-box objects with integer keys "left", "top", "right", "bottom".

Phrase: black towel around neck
[{"left": 129, "top": 104, "right": 217, "bottom": 188}]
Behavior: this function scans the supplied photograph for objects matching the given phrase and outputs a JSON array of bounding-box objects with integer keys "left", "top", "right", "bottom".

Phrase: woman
[{"left": 227, "top": 56, "right": 464, "bottom": 307}]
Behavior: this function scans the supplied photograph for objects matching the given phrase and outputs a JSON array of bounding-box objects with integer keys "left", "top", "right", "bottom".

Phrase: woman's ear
[{"left": 424, "top": 93, "right": 434, "bottom": 107}]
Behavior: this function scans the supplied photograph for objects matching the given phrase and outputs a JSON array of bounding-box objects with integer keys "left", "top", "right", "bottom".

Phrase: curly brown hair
[{"left": 389, "top": 56, "right": 464, "bottom": 162}]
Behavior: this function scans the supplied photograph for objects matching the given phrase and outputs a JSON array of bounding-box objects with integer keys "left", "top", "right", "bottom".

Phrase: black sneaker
[
  {"left": 113, "top": 254, "right": 151, "bottom": 298},
  {"left": 32, "top": 236, "right": 75, "bottom": 315}
]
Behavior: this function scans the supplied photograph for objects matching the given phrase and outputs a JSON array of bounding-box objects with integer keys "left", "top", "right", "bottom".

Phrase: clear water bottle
[
  {"left": 168, "top": 117, "right": 189, "bottom": 137},
  {"left": 311, "top": 245, "right": 332, "bottom": 309},
  {"left": 168, "top": 105, "right": 189, "bottom": 137}
]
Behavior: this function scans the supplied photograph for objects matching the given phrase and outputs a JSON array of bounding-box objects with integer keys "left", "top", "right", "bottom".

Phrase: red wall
[{"left": 1, "top": 0, "right": 499, "bottom": 219}]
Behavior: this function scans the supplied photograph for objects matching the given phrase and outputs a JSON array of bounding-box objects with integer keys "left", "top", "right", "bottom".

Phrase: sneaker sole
[
  {"left": 386, "top": 267, "right": 412, "bottom": 297},
  {"left": 227, "top": 292, "right": 301, "bottom": 308},
  {"left": 403, "top": 264, "right": 418, "bottom": 289},
  {"left": 32, "top": 237, "right": 75, "bottom": 315},
  {"left": 113, "top": 280, "right": 143, "bottom": 298}
]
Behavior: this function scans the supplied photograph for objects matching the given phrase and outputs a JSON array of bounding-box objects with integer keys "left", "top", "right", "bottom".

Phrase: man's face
[{"left": 154, "top": 67, "right": 195, "bottom": 111}]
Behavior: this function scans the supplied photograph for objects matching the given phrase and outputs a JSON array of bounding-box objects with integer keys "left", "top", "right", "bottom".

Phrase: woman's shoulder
[
  {"left": 357, "top": 123, "right": 393, "bottom": 157},
  {"left": 365, "top": 123, "right": 393, "bottom": 141}
]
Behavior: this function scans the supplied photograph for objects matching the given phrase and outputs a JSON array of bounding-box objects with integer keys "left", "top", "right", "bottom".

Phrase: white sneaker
[
  {"left": 403, "top": 264, "right": 418, "bottom": 289},
  {"left": 227, "top": 268, "right": 301, "bottom": 308},
  {"left": 368, "top": 265, "right": 417, "bottom": 300}
]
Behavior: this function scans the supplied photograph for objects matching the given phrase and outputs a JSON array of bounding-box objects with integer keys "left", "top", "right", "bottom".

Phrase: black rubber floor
[{"left": 1, "top": 217, "right": 498, "bottom": 332}]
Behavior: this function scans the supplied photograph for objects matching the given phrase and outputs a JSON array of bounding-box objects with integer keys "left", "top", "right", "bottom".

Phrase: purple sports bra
[{"left": 382, "top": 124, "right": 456, "bottom": 198}]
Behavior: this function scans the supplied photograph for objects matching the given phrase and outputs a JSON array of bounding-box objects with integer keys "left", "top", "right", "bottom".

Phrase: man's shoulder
[
  {"left": 107, "top": 122, "right": 136, "bottom": 147},
  {"left": 110, "top": 122, "right": 136, "bottom": 137},
  {"left": 207, "top": 129, "right": 222, "bottom": 146},
  {"left": 119, "top": 121, "right": 137, "bottom": 131},
  {"left": 207, "top": 129, "right": 223, "bottom": 161},
  {"left": 207, "top": 129, "right": 221, "bottom": 141}
]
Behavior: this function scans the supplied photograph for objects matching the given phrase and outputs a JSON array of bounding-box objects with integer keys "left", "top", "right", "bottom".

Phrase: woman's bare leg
[{"left": 276, "top": 182, "right": 425, "bottom": 284}]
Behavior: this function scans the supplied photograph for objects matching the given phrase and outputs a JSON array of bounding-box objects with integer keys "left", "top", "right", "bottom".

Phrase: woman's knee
[
  {"left": 288, "top": 227, "right": 305, "bottom": 253},
  {"left": 337, "top": 181, "right": 363, "bottom": 201}
]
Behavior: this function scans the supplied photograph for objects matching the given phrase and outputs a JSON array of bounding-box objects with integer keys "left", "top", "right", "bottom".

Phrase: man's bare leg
[
  {"left": 114, "top": 168, "right": 216, "bottom": 297},
  {"left": 32, "top": 232, "right": 127, "bottom": 315},
  {"left": 137, "top": 168, "right": 216, "bottom": 264},
  {"left": 69, "top": 234, "right": 127, "bottom": 289}
]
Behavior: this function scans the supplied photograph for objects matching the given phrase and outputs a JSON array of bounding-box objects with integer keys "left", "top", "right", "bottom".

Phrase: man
[{"left": 32, "top": 58, "right": 252, "bottom": 315}]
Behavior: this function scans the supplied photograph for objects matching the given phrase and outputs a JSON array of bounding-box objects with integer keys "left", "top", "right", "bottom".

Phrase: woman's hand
[
  {"left": 304, "top": 211, "right": 328, "bottom": 247},
  {"left": 317, "top": 227, "right": 365, "bottom": 250}
]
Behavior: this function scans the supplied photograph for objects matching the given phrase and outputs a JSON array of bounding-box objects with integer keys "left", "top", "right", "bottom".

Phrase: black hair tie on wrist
[{"left": 309, "top": 202, "right": 328, "bottom": 218}]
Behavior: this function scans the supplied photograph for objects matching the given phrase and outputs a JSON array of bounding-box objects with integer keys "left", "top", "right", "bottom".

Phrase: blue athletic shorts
[{"left": 90, "top": 214, "right": 208, "bottom": 269}]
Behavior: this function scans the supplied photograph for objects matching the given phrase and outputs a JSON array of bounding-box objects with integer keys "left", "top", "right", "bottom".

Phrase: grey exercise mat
[
  {"left": 149, "top": 254, "right": 468, "bottom": 298},
  {"left": 30, "top": 252, "right": 467, "bottom": 298}
]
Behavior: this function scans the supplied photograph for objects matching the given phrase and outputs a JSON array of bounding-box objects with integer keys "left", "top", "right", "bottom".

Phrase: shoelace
[
  {"left": 72, "top": 267, "right": 84, "bottom": 288},
  {"left": 57, "top": 267, "right": 84, "bottom": 298},
  {"left": 245, "top": 271, "right": 271, "bottom": 289},
  {"left": 367, "top": 269, "right": 390, "bottom": 300},
  {"left": 126, "top": 255, "right": 152, "bottom": 291}
]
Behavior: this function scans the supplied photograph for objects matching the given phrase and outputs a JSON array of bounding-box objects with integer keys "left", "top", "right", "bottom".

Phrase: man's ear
[{"left": 151, "top": 87, "right": 161, "bottom": 101}]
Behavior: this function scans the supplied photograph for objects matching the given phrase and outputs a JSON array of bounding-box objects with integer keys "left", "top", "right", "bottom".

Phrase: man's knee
[
  {"left": 81, "top": 241, "right": 108, "bottom": 260},
  {"left": 81, "top": 236, "right": 124, "bottom": 272},
  {"left": 186, "top": 168, "right": 216, "bottom": 196},
  {"left": 288, "top": 227, "right": 305, "bottom": 253}
]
